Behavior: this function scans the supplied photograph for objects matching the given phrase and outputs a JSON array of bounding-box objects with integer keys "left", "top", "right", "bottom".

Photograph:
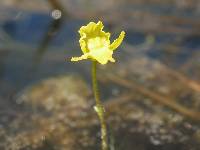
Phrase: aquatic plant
[{"left": 71, "top": 21, "right": 125, "bottom": 150}]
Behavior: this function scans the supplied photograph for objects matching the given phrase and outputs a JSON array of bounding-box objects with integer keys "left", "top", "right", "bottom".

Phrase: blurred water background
[
  {"left": 0, "top": 0, "right": 200, "bottom": 150},
  {"left": 0, "top": 0, "right": 200, "bottom": 97}
]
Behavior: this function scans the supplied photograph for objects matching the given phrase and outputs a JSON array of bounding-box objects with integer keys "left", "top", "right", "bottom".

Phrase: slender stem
[{"left": 92, "top": 61, "right": 108, "bottom": 150}]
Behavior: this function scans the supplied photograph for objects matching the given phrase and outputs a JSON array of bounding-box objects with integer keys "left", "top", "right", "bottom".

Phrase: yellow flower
[{"left": 71, "top": 21, "right": 125, "bottom": 65}]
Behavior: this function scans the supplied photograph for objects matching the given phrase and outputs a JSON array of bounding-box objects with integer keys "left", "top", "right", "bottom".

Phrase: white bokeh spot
[{"left": 51, "top": 9, "right": 62, "bottom": 20}]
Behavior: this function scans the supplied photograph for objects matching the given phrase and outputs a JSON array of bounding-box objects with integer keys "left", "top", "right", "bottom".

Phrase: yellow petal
[
  {"left": 109, "top": 31, "right": 125, "bottom": 51},
  {"left": 78, "top": 21, "right": 110, "bottom": 54},
  {"left": 71, "top": 53, "right": 89, "bottom": 62},
  {"left": 79, "top": 21, "right": 105, "bottom": 38},
  {"left": 89, "top": 47, "right": 115, "bottom": 65},
  {"left": 79, "top": 34, "right": 88, "bottom": 53}
]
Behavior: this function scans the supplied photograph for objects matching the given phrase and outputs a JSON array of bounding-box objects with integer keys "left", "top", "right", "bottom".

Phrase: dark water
[
  {"left": 0, "top": 13, "right": 83, "bottom": 97},
  {"left": 1, "top": 6, "right": 200, "bottom": 96}
]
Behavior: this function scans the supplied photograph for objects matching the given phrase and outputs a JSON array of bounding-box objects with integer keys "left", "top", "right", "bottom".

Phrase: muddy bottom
[{"left": 0, "top": 72, "right": 199, "bottom": 150}]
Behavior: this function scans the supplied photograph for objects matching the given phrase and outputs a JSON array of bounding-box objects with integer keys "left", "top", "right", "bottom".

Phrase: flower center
[{"left": 87, "top": 37, "right": 109, "bottom": 52}]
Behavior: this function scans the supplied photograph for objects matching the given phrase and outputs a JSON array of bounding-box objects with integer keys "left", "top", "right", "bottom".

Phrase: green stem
[{"left": 92, "top": 61, "right": 108, "bottom": 150}]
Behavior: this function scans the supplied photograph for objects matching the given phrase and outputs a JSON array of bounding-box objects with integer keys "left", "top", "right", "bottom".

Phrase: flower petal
[
  {"left": 78, "top": 21, "right": 110, "bottom": 54},
  {"left": 89, "top": 47, "right": 115, "bottom": 65},
  {"left": 79, "top": 36, "right": 88, "bottom": 53},
  {"left": 79, "top": 21, "right": 104, "bottom": 37},
  {"left": 71, "top": 53, "right": 89, "bottom": 62},
  {"left": 109, "top": 31, "right": 125, "bottom": 51}
]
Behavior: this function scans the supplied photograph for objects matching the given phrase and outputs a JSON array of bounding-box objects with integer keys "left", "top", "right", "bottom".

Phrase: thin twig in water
[
  {"left": 163, "top": 66, "right": 200, "bottom": 93},
  {"left": 103, "top": 74, "right": 200, "bottom": 121}
]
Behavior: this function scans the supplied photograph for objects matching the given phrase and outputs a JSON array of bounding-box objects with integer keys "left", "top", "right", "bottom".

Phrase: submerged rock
[
  {"left": 0, "top": 75, "right": 94, "bottom": 150},
  {"left": 17, "top": 74, "right": 91, "bottom": 115},
  {"left": 0, "top": 74, "right": 199, "bottom": 150}
]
